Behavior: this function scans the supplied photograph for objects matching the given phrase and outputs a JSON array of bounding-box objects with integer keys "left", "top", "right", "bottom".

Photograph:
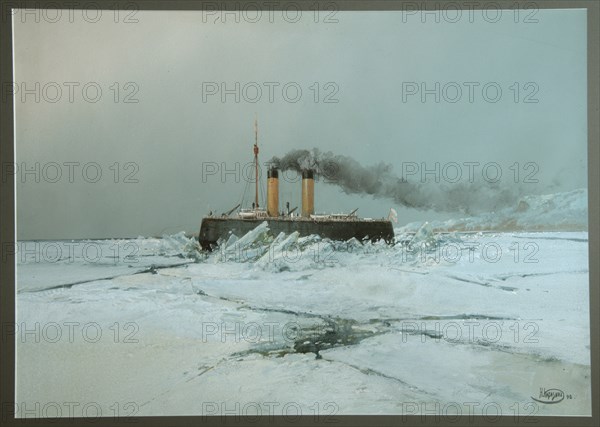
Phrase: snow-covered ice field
[
  {"left": 15, "top": 224, "right": 591, "bottom": 417},
  {"left": 13, "top": 187, "right": 591, "bottom": 418}
]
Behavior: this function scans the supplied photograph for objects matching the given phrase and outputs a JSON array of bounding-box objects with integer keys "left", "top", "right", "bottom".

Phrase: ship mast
[{"left": 253, "top": 116, "right": 259, "bottom": 209}]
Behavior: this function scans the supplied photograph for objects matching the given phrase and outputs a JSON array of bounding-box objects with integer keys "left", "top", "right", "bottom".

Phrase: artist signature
[{"left": 531, "top": 388, "right": 565, "bottom": 404}]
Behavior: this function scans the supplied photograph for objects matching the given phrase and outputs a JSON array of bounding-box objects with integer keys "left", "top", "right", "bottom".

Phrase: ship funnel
[
  {"left": 301, "top": 169, "right": 314, "bottom": 217},
  {"left": 267, "top": 167, "right": 279, "bottom": 217}
]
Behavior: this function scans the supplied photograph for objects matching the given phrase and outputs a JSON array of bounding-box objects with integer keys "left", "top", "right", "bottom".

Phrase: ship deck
[{"left": 203, "top": 216, "right": 391, "bottom": 223}]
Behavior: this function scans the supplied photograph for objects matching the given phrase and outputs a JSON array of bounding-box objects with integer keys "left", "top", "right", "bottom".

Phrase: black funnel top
[{"left": 302, "top": 169, "right": 314, "bottom": 179}]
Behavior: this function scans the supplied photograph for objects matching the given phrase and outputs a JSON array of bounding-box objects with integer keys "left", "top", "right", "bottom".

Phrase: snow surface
[
  {"left": 399, "top": 188, "right": 588, "bottom": 233},
  {"left": 15, "top": 190, "right": 591, "bottom": 417}
]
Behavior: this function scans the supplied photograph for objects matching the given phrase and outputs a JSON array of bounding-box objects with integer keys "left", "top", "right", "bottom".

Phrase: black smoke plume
[{"left": 268, "top": 149, "right": 522, "bottom": 214}]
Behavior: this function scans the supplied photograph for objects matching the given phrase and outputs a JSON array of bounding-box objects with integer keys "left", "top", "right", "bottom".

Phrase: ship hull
[{"left": 199, "top": 217, "right": 395, "bottom": 250}]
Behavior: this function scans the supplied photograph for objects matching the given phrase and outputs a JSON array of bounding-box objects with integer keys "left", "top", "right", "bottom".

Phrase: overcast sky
[{"left": 13, "top": 8, "right": 587, "bottom": 239}]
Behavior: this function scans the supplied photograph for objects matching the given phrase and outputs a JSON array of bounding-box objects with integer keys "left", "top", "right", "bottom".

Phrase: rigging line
[
  {"left": 254, "top": 115, "right": 259, "bottom": 209},
  {"left": 240, "top": 156, "right": 252, "bottom": 209},
  {"left": 258, "top": 156, "right": 265, "bottom": 208}
]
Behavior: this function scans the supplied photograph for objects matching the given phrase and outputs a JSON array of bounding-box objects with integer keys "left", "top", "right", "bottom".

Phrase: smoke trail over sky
[
  {"left": 270, "top": 149, "right": 523, "bottom": 215},
  {"left": 12, "top": 10, "right": 586, "bottom": 239}
]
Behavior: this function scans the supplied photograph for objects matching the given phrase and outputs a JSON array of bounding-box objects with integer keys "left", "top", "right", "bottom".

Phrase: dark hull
[{"left": 199, "top": 217, "right": 395, "bottom": 250}]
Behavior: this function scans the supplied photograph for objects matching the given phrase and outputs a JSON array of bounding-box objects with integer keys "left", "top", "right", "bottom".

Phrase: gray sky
[{"left": 13, "top": 8, "right": 587, "bottom": 239}]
